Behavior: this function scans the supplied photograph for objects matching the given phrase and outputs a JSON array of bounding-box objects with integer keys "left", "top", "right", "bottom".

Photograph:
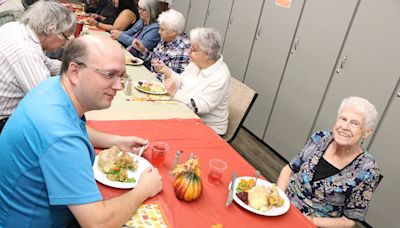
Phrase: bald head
[{"left": 61, "top": 35, "right": 125, "bottom": 75}]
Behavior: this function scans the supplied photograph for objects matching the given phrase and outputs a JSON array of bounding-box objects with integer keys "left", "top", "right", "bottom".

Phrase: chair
[
  {"left": 0, "top": 10, "right": 21, "bottom": 27},
  {"left": 223, "top": 77, "right": 258, "bottom": 143}
]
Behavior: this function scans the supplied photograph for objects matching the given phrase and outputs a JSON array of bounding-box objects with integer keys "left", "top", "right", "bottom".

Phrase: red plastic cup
[
  {"left": 151, "top": 142, "right": 169, "bottom": 167},
  {"left": 74, "top": 22, "right": 83, "bottom": 37}
]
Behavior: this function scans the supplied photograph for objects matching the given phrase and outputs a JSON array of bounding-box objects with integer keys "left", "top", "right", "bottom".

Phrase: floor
[{"left": 231, "top": 127, "right": 369, "bottom": 228}]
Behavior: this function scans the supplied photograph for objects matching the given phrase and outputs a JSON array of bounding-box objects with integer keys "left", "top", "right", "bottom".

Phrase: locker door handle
[
  {"left": 336, "top": 55, "right": 348, "bottom": 74},
  {"left": 290, "top": 38, "right": 300, "bottom": 54},
  {"left": 228, "top": 16, "right": 234, "bottom": 28},
  {"left": 206, "top": 8, "right": 211, "bottom": 18},
  {"left": 255, "top": 26, "right": 263, "bottom": 40}
]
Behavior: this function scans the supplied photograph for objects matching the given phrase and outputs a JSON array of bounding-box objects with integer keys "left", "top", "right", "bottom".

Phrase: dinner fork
[{"left": 135, "top": 145, "right": 146, "bottom": 164}]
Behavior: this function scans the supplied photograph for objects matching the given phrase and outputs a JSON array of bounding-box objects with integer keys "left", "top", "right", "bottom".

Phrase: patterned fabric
[
  {"left": 140, "top": 33, "right": 191, "bottom": 81},
  {"left": 287, "top": 130, "right": 382, "bottom": 221}
]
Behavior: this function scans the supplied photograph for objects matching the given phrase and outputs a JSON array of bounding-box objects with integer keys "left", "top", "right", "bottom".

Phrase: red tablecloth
[{"left": 88, "top": 118, "right": 314, "bottom": 228}]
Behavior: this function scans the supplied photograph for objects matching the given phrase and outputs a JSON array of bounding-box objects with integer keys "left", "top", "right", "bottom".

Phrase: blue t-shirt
[{"left": 0, "top": 76, "right": 102, "bottom": 227}]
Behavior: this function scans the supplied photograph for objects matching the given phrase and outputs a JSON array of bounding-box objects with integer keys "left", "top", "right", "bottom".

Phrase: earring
[{"left": 360, "top": 138, "right": 365, "bottom": 149}]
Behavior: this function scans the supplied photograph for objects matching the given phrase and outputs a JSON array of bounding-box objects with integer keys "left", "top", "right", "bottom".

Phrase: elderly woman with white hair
[
  {"left": 0, "top": 0, "right": 75, "bottom": 133},
  {"left": 277, "top": 96, "right": 382, "bottom": 227},
  {"left": 153, "top": 27, "right": 231, "bottom": 135},
  {"left": 132, "top": 8, "right": 190, "bottom": 81},
  {"left": 110, "top": 0, "right": 160, "bottom": 58}
]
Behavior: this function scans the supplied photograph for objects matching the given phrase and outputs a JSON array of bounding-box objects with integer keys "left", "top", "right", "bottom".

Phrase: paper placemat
[{"left": 122, "top": 202, "right": 170, "bottom": 228}]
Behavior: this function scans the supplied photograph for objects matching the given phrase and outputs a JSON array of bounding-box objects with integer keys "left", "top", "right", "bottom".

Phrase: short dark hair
[{"left": 60, "top": 38, "right": 88, "bottom": 75}]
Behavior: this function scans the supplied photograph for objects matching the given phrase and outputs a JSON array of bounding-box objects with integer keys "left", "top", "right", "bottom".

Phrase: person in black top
[{"left": 88, "top": 0, "right": 138, "bottom": 31}]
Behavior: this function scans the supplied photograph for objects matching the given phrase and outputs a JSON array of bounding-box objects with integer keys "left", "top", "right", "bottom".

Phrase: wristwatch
[{"left": 190, "top": 98, "right": 198, "bottom": 113}]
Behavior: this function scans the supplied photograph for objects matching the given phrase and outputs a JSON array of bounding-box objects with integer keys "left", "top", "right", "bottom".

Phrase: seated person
[
  {"left": 85, "top": 0, "right": 117, "bottom": 19},
  {"left": 0, "top": 35, "right": 162, "bottom": 227},
  {"left": 132, "top": 9, "right": 190, "bottom": 81},
  {"left": 277, "top": 96, "right": 382, "bottom": 227},
  {"left": 0, "top": 0, "right": 75, "bottom": 133},
  {"left": 153, "top": 28, "right": 230, "bottom": 135},
  {"left": 88, "top": 0, "right": 138, "bottom": 32},
  {"left": 110, "top": 0, "right": 160, "bottom": 58}
]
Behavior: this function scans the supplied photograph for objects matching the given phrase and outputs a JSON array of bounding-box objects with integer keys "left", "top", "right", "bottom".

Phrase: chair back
[
  {"left": 223, "top": 77, "right": 257, "bottom": 143},
  {"left": 0, "top": 10, "right": 20, "bottom": 27}
]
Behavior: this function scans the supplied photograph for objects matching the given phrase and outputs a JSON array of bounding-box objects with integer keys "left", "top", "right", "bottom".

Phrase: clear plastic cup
[
  {"left": 151, "top": 142, "right": 169, "bottom": 167},
  {"left": 208, "top": 159, "right": 227, "bottom": 185}
]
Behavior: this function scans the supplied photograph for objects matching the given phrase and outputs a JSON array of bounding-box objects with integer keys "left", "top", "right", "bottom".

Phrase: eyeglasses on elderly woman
[{"left": 75, "top": 62, "right": 128, "bottom": 83}]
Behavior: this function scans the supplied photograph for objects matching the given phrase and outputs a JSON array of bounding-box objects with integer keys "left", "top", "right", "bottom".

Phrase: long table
[
  {"left": 85, "top": 30, "right": 198, "bottom": 121},
  {"left": 83, "top": 24, "right": 313, "bottom": 228},
  {"left": 88, "top": 119, "right": 314, "bottom": 228}
]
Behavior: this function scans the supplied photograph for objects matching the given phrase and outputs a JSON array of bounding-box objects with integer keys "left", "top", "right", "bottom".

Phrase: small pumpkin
[{"left": 171, "top": 158, "right": 203, "bottom": 202}]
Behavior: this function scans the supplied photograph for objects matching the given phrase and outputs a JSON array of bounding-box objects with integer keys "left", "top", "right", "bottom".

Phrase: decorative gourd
[{"left": 171, "top": 158, "right": 203, "bottom": 202}]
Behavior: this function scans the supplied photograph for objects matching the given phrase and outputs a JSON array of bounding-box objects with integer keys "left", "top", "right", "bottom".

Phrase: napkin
[{"left": 122, "top": 202, "right": 170, "bottom": 228}]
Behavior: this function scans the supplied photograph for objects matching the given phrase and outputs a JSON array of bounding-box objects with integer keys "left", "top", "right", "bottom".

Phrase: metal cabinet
[
  {"left": 222, "top": 0, "right": 264, "bottom": 82},
  {"left": 243, "top": 0, "right": 305, "bottom": 138},
  {"left": 184, "top": 0, "right": 210, "bottom": 34},
  {"left": 311, "top": 1, "right": 400, "bottom": 227},
  {"left": 367, "top": 80, "right": 400, "bottom": 228},
  {"left": 264, "top": 0, "right": 358, "bottom": 160},
  {"left": 171, "top": 0, "right": 191, "bottom": 25},
  {"left": 312, "top": 0, "right": 400, "bottom": 148},
  {"left": 204, "top": 0, "right": 234, "bottom": 45}
]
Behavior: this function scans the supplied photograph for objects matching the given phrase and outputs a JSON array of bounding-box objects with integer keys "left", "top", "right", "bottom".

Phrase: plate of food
[
  {"left": 79, "top": 18, "right": 90, "bottom": 25},
  {"left": 229, "top": 176, "right": 290, "bottom": 216},
  {"left": 134, "top": 80, "right": 167, "bottom": 95},
  {"left": 70, "top": 3, "right": 83, "bottom": 9},
  {"left": 93, "top": 146, "right": 152, "bottom": 189},
  {"left": 75, "top": 11, "right": 89, "bottom": 16},
  {"left": 125, "top": 56, "right": 144, "bottom": 66}
]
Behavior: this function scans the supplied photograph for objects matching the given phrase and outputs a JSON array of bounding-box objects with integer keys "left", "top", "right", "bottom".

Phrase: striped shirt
[
  {"left": 140, "top": 33, "right": 191, "bottom": 81},
  {"left": 0, "top": 22, "right": 61, "bottom": 120}
]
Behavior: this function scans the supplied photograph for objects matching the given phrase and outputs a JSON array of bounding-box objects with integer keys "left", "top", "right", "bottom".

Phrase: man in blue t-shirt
[{"left": 0, "top": 35, "right": 162, "bottom": 227}]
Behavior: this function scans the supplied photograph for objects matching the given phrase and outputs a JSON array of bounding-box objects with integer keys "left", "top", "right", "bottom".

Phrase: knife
[{"left": 226, "top": 172, "right": 237, "bottom": 206}]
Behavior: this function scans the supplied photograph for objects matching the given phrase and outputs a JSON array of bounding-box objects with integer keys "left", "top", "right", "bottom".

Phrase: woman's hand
[
  {"left": 164, "top": 78, "right": 177, "bottom": 97},
  {"left": 132, "top": 39, "right": 147, "bottom": 54},
  {"left": 87, "top": 17, "right": 97, "bottom": 26},
  {"left": 110, "top": 30, "right": 121, "bottom": 40},
  {"left": 90, "top": 13, "right": 99, "bottom": 19},
  {"left": 152, "top": 59, "right": 171, "bottom": 78}
]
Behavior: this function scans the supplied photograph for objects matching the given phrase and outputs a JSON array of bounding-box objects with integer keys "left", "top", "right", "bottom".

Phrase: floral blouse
[{"left": 287, "top": 130, "right": 382, "bottom": 221}]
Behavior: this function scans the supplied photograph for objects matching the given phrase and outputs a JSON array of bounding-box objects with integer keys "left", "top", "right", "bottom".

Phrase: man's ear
[{"left": 67, "top": 62, "right": 80, "bottom": 85}]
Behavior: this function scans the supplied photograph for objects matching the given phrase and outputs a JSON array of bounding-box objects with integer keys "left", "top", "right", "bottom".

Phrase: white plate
[
  {"left": 125, "top": 57, "right": 144, "bottom": 66},
  {"left": 134, "top": 80, "right": 167, "bottom": 95},
  {"left": 229, "top": 176, "right": 290, "bottom": 216},
  {"left": 93, "top": 153, "right": 152, "bottom": 189}
]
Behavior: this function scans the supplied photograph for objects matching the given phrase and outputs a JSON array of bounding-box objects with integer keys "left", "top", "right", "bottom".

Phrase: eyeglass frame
[
  {"left": 75, "top": 62, "right": 128, "bottom": 83},
  {"left": 60, "top": 32, "right": 70, "bottom": 41}
]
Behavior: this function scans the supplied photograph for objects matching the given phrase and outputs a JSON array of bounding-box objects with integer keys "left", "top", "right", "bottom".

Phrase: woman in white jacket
[{"left": 153, "top": 27, "right": 231, "bottom": 135}]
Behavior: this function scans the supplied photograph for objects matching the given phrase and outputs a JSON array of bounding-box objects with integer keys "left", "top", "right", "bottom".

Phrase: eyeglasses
[
  {"left": 60, "top": 32, "right": 70, "bottom": 41},
  {"left": 337, "top": 116, "right": 363, "bottom": 131},
  {"left": 189, "top": 46, "right": 203, "bottom": 53},
  {"left": 75, "top": 62, "right": 128, "bottom": 83},
  {"left": 138, "top": 7, "right": 147, "bottom": 12}
]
